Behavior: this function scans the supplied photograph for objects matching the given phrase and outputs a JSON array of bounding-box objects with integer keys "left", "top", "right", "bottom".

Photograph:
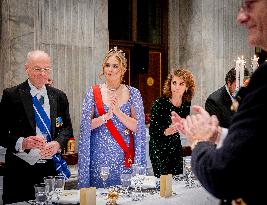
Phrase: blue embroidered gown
[{"left": 78, "top": 85, "right": 146, "bottom": 188}]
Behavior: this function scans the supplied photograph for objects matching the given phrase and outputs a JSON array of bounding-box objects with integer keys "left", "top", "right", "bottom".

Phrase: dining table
[
  {"left": 7, "top": 178, "right": 219, "bottom": 205},
  {"left": 5, "top": 129, "right": 220, "bottom": 205}
]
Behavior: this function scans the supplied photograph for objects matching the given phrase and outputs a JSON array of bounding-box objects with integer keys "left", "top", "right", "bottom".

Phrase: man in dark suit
[
  {"left": 0, "top": 50, "right": 73, "bottom": 204},
  {"left": 171, "top": 2, "right": 267, "bottom": 204},
  {"left": 205, "top": 67, "right": 250, "bottom": 128}
]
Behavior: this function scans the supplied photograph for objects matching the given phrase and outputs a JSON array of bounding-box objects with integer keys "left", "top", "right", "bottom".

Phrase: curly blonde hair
[
  {"left": 99, "top": 47, "right": 127, "bottom": 82},
  {"left": 163, "top": 68, "right": 196, "bottom": 102}
]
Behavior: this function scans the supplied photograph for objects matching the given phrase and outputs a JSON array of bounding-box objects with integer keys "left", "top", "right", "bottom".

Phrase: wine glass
[
  {"left": 100, "top": 166, "right": 109, "bottom": 196},
  {"left": 54, "top": 175, "right": 65, "bottom": 202},
  {"left": 34, "top": 183, "right": 48, "bottom": 205},
  {"left": 131, "top": 164, "right": 143, "bottom": 201},
  {"left": 120, "top": 173, "right": 131, "bottom": 197},
  {"left": 131, "top": 164, "right": 140, "bottom": 177},
  {"left": 43, "top": 176, "right": 55, "bottom": 204},
  {"left": 184, "top": 157, "right": 195, "bottom": 188},
  {"left": 139, "top": 166, "right": 146, "bottom": 193}
]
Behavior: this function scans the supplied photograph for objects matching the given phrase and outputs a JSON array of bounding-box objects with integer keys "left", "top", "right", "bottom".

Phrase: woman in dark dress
[{"left": 149, "top": 68, "right": 195, "bottom": 177}]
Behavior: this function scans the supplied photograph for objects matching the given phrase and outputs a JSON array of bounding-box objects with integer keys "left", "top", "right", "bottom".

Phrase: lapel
[
  {"left": 222, "top": 86, "right": 233, "bottom": 107},
  {"left": 221, "top": 86, "right": 235, "bottom": 116},
  {"left": 47, "top": 86, "right": 57, "bottom": 138},
  {"left": 19, "top": 81, "right": 35, "bottom": 131}
]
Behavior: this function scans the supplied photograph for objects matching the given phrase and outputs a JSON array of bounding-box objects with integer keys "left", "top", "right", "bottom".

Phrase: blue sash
[{"left": 32, "top": 96, "right": 71, "bottom": 179}]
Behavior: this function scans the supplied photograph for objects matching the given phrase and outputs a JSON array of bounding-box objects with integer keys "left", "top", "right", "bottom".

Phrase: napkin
[
  {"left": 58, "top": 190, "right": 80, "bottom": 204},
  {"left": 15, "top": 148, "right": 41, "bottom": 165},
  {"left": 142, "top": 176, "right": 158, "bottom": 189},
  {"left": 131, "top": 176, "right": 158, "bottom": 189}
]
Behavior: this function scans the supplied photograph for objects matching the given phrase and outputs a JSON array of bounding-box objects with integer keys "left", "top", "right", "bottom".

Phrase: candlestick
[
  {"left": 251, "top": 54, "right": 259, "bottom": 72},
  {"left": 235, "top": 56, "right": 246, "bottom": 95}
]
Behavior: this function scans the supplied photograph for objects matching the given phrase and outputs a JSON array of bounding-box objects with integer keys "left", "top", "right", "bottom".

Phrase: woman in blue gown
[{"left": 78, "top": 47, "right": 146, "bottom": 188}]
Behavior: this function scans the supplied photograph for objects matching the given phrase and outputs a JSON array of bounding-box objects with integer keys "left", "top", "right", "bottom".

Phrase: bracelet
[{"left": 101, "top": 115, "right": 107, "bottom": 123}]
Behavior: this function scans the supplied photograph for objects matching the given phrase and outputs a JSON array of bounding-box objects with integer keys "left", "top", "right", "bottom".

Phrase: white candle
[
  {"left": 235, "top": 57, "right": 241, "bottom": 91},
  {"left": 240, "top": 56, "right": 245, "bottom": 87},
  {"left": 251, "top": 54, "right": 259, "bottom": 72}
]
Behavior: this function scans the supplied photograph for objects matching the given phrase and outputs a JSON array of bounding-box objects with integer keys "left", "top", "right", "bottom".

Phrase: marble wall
[
  {"left": 169, "top": 0, "right": 254, "bottom": 106},
  {"left": 0, "top": 0, "right": 254, "bottom": 137},
  {"left": 0, "top": 0, "right": 108, "bottom": 137}
]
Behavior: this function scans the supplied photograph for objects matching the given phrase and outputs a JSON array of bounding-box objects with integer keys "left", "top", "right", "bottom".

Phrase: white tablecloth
[
  {"left": 55, "top": 180, "right": 219, "bottom": 205},
  {"left": 7, "top": 129, "right": 219, "bottom": 205},
  {"left": 8, "top": 180, "right": 219, "bottom": 205}
]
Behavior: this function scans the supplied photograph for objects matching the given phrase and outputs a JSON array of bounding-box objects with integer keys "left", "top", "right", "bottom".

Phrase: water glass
[
  {"left": 43, "top": 176, "right": 55, "bottom": 204},
  {"left": 183, "top": 157, "right": 195, "bottom": 188},
  {"left": 34, "top": 183, "right": 48, "bottom": 204},
  {"left": 100, "top": 166, "right": 109, "bottom": 189},
  {"left": 120, "top": 173, "right": 131, "bottom": 197},
  {"left": 131, "top": 164, "right": 144, "bottom": 201},
  {"left": 139, "top": 166, "right": 146, "bottom": 176},
  {"left": 131, "top": 164, "right": 140, "bottom": 176},
  {"left": 54, "top": 175, "right": 65, "bottom": 201},
  {"left": 138, "top": 166, "right": 146, "bottom": 197}
]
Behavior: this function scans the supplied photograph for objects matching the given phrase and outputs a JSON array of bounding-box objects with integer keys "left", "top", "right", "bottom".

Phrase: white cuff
[
  {"left": 15, "top": 137, "right": 25, "bottom": 152},
  {"left": 216, "top": 128, "right": 228, "bottom": 149}
]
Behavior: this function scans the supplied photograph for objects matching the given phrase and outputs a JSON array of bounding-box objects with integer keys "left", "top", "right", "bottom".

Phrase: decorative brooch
[
  {"left": 124, "top": 128, "right": 130, "bottom": 136},
  {"left": 56, "top": 117, "right": 63, "bottom": 127}
]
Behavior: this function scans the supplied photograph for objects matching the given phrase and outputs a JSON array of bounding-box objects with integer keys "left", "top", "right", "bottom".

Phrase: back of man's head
[
  {"left": 225, "top": 67, "right": 251, "bottom": 84},
  {"left": 225, "top": 67, "right": 236, "bottom": 84}
]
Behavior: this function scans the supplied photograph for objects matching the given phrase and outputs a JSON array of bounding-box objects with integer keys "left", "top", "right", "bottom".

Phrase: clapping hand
[
  {"left": 109, "top": 95, "right": 120, "bottom": 115},
  {"left": 40, "top": 141, "right": 60, "bottom": 159},
  {"left": 171, "top": 111, "right": 186, "bottom": 135},
  {"left": 164, "top": 124, "right": 180, "bottom": 136},
  {"left": 22, "top": 135, "right": 46, "bottom": 150},
  {"left": 171, "top": 105, "right": 220, "bottom": 145}
]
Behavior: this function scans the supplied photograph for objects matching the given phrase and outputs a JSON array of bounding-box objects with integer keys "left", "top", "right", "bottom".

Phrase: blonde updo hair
[
  {"left": 163, "top": 68, "right": 196, "bottom": 102},
  {"left": 99, "top": 46, "right": 127, "bottom": 82}
]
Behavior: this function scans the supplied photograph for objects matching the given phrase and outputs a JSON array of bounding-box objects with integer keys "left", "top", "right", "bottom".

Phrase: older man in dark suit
[
  {"left": 205, "top": 67, "right": 250, "bottom": 128},
  {"left": 0, "top": 50, "right": 73, "bottom": 204},
  {"left": 171, "top": 1, "right": 267, "bottom": 204}
]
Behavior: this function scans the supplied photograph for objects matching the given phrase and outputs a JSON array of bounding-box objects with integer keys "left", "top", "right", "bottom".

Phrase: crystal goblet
[{"left": 100, "top": 166, "right": 109, "bottom": 196}]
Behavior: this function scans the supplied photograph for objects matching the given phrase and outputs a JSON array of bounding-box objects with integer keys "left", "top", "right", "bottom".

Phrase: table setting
[{"left": 7, "top": 158, "right": 219, "bottom": 205}]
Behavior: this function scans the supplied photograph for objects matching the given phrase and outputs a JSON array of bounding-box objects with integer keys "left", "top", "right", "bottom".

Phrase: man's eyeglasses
[
  {"left": 32, "top": 67, "right": 52, "bottom": 72},
  {"left": 240, "top": 0, "right": 257, "bottom": 13}
]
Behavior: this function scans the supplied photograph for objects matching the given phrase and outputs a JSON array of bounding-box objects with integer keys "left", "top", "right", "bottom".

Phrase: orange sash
[{"left": 92, "top": 85, "right": 135, "bottom": 168}]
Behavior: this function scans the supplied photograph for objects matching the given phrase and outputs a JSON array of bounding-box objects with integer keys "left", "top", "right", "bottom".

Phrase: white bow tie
[{"left": 32, "top": 88, "right": 46, "bottom": 98}]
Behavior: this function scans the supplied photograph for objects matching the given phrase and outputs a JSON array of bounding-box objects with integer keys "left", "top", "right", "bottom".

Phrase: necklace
[{"left": 106, "top": 83, "right": 121, "bottom": 92}]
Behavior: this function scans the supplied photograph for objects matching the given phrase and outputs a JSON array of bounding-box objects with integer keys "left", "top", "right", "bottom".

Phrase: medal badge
[
  {"left": 56, "top": 117, "right": 63, "bottom": 127},
  {"left": 124, "top": 128, "right": 130, "bottom": 136},
  {"left": 128, "top": 157, "right": 133, "bottom": 165}
]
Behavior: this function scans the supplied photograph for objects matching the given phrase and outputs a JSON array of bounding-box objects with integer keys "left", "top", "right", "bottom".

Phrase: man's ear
[
  {"left": 226, "top": 81, "right": 231, "bottom": 88},
  {"left": 25, "top": 64, "right": 28, "bottom": 72}
]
